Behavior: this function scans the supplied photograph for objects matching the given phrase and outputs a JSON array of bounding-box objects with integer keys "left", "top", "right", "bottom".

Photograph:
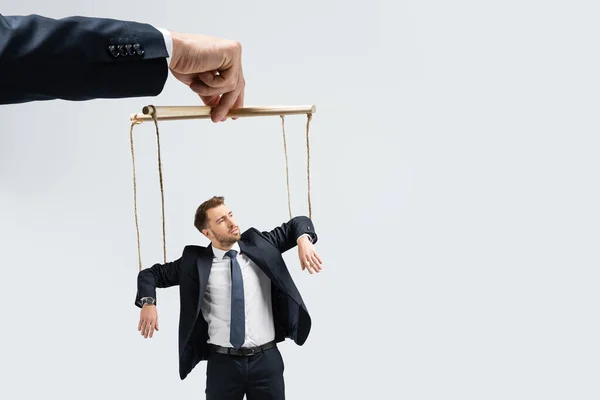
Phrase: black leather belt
[{"left": 211, "top": 340, "right": 277, "bottom": 356}]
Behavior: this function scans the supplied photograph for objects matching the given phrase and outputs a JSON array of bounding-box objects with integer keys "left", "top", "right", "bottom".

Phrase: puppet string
[
  {"left": 151, "top": 114, "right": 167, "bottom": 265},
  {"left": 128, "top": 116, "right": 167, "bottom": 271},
  {"left": 280, "top": 113, "right": 313, "bottom": 221},
  {"left": 306, "top": 113, "right": 312, "bottom": 220},
  {"left": 280, "top": 115, "right": 292, "bottom": 220},
  {"left": 129, "top": 121, "right": 143, "bottom": 271}
]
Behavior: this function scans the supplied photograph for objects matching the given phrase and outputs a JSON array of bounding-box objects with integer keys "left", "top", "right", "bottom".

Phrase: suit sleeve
[
  {"left": 262, "top": 216, "right": 318, "bottom": 254},
  {"left": 134, "top": 257, "right": 182, "bottom": 308},
  {"left": 0, "top": 13, "right": 169, "bottom": 104}
]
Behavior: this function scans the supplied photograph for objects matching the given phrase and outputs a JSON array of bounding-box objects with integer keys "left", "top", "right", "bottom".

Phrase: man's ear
[{"left": 202, "top": 228, "right": 210, "bottom": 239}]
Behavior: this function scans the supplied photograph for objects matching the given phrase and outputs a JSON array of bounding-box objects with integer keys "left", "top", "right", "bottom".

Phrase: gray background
[{"left": 1, "top": 1, "right": 599, "bottom": 399}]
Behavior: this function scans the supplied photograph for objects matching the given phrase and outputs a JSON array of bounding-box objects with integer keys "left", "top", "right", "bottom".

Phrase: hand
[
  {"left": 168, "top": 31, "right": 245, "bottom": 123},
  {"left": 297, "top": 236, "right": 323, "bottom": 274},
  {"left": 138, "top": 304, "right": 159, "bottom": 339}
]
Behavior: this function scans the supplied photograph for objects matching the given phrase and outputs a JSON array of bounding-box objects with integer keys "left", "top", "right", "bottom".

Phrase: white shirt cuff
[
  {"left": 297, "top": 234, "right": 312, "bottom": 243},
  {"left": 156, "top": 27, "right": 173, "bottom": 65}
]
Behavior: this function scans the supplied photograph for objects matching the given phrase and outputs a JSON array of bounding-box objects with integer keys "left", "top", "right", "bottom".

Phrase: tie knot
[{"left": 225, "top": 249, "right": 238, "bottom": 259}]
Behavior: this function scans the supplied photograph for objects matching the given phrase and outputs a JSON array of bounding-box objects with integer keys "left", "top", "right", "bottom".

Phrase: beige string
[
  {"left": 151, "top": 114, "right": 167, "bottom": 265},
  {"left": 129, "top": 115, "right": 167, "bottom": 271},
  {"left": 129, "top": 121, "right": 142, "bottom": 272},
  {"left": 280, "top": 113, "right": 312, "bottom": 220},
  {"left": 280, "top": 115, "right": 292, "bottom": 220},
  {"left": 306, "top": 113, "right": 312, "bottom": 220}
]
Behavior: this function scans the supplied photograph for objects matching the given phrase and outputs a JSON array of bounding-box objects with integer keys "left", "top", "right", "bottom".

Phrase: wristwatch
[{"left": 141, "top": 297, "right": 156, "bottom": 306}]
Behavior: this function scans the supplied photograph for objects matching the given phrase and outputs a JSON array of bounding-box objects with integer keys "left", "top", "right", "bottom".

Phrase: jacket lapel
[
  {"left": 238, "top": 239, "right": 282, "bottom": 288},
  {"left": 195, "top": 245, "right": 214, "bottom": 318},
  {"left": 240, "top": 238, "right": 306, "bottom": 309}
]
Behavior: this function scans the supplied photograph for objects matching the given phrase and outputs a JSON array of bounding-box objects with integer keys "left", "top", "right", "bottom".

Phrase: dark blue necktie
[{"left": 225, "top": 249, "right": 245, "bottom": 349}]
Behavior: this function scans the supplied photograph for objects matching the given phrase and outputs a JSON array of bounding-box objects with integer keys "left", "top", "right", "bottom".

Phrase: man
[
  {"left": 0, "top": 13, "right": 244, "bottom": 122},
  {"left": 134, "top": 196, "right": 323, "bottom": 399}
]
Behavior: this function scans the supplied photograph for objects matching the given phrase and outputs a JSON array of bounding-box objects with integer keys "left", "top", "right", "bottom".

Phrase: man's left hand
[{"left": 297, "top": 236, "right": 323, "bottom": 274}]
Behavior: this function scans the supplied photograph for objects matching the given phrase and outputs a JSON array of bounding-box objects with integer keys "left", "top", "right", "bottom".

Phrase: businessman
[
  {"left": 135, "top": 196, "right": 323, "bottom": 399},
  {"left": 0, "top": 13, "right": 245, "bottom": 122}
]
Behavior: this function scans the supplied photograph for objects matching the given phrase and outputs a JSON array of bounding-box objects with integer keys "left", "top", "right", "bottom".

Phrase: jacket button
[
  {"left": 133, "top": 44, "right": 145, "bottom": 56},
  {"left": 118, "top": 44, "right": 127, "bottom": 56},
  {"left": 108, "top": 45, "right": 119, "bottom": 57},
  {"left": 126, "top": 44, "right": 135, "bottom": 56}
]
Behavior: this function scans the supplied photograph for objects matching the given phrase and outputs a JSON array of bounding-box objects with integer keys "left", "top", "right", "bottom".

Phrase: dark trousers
[{"left": 205, "top": 345, "right": 285, "bottom": 400}]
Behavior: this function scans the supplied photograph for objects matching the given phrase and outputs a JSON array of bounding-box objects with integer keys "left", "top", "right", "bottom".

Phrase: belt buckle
[{"left": 241, "top": 347, "right": 255, "bottom": 356}]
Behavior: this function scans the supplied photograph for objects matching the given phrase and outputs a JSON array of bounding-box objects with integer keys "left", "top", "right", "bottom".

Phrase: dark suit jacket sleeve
[
  {"left": 0, "top": 13, "right": 169, "bottom": 104},
  {"left": 262, "top": 216, "right": 318, "bottom": 254},
  {"left": 134, "top": 257, "right": 182, "bottom": 308}
]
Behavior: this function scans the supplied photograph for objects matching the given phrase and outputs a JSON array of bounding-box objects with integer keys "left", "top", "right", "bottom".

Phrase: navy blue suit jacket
[
  {"left": 0, "top": 13, "right": 169, "bottom": 104},
  {"left": 134, "top": 216, "right": 318, "bottom": 380}
]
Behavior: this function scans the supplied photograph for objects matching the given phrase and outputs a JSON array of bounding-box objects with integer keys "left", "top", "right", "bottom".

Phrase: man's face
[{"left": 204, "top": 204, "right": 241, "bottom": 247}]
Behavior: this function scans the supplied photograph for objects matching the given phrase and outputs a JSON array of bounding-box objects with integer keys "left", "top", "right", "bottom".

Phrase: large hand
[
  {"left": 138, "top": 305, "right": 159, "bottom": 339},
  {"left": 298, "top": 236, "right": 323, "bottom": 274},
  {"left": 168, "top": 31, "right": 245, "bottom": 123}
]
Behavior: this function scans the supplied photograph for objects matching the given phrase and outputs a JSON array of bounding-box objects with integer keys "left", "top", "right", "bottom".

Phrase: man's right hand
[
  {"left": 168, "top": 31, "right": 245, "bottom": 123},
  {"left": 138, "top": 305, "right": 159, "bottom": 339}
]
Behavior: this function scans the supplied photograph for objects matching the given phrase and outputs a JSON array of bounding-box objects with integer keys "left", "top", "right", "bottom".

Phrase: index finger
[
  {"left": 230, "top": 78, "right": 245, "bottom": 121},
  {"left": 212, "top": 70, "right": 244, "bottom": 121},
  {"left": 196, "top": 71, "right": 235, "bottom": 89}
]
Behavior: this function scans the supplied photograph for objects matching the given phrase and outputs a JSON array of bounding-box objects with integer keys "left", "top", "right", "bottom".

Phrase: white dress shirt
[
  {"left": 155, "top": 27, "right": 173, "bottom": 64},
  {"left": 202, "top": 242, "right": 276, "bottom": 348}
]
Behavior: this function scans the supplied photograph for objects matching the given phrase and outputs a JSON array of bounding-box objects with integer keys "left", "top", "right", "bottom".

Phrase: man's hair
[{"left": 194, "top": 196, "right": 225, "bottom": 232}]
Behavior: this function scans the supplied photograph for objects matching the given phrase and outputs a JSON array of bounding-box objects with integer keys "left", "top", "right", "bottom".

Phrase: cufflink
[
  {"left": 108, "top": 45, "right": 119, "bottom": 58},
  {"left": 133, "top": 44, "right": 145, "bottom": 56}
]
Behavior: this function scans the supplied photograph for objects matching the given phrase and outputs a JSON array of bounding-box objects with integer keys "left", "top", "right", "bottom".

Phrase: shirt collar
[{"left": 212, "top": 241, "right": 241, "bottom": 260}]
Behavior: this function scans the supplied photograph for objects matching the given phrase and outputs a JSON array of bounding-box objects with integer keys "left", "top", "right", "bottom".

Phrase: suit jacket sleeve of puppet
[
  {"left": 261, "top": 216, "right": 319, "bottom": 254},
  {"left": 0, "top": 13, "right": 169, "bottom": 104},
  {"left": 134, "top": 257, "right": 182, "bottom": 308}
]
